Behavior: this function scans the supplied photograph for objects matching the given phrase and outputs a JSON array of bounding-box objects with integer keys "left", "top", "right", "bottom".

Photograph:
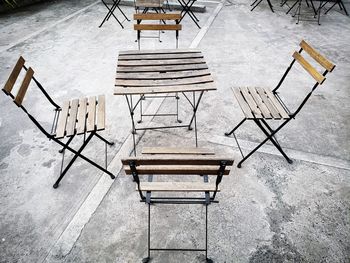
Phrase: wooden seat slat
[
  {"left": 118, "top": 49, "right": 200, "bottom": 56},
  {"left": 293, "top": 52, "right": 325, "bottom": 84},
  {"left": 300, "top": 40, "right": 335, "bottom": 72},
  {"left": 86, "top": 96, "right": 96, "bottom": 132},
  {"left": 116, "top": 75, "right": 213, "bottom": 87},
  {"left": 138, "top": 182, "right": 219, "bottom": 192},
  {"left": 240, "top": 87, "right": 263, "bottom": 118},
  {"left": 142, "top": 147, "right": 215, "bottom": 155},
  {"left": 97, "top": 95, "right": 105, "bottom": 131},
  {"left": 65, "top": 99, "right": 79, "bottom": 137},
  {"left": 134, "top": 24, "right": 181, "bottom": 31},
  {"left": 263, "top": 89, "right": 290, "bottom": 119},
  {"left": 134, "top": 13, "right": 182, "bottom": 20},
  {"left": 247, "top": 87, "right": 273, "bottom": 119},
  {"left": 116, "top": 69, "right": 210, "bottom": 80},
  {"left": 3, "top": 56, "right": 25, "bottom": 95},
  {"left": 14, "top": 67, "right": 34, "bottom": 106},
  {"left": 124, "top": 165, "right": 230, "bottom": 175},
  {"left": 118, "top": 58, "right": 205, "bottom": 67},
  {"left": 122, "top": 156, "right": 234, "bottom": 166},
  {"left": 232, "top": 88, "right": 254, "bottom": 119},
  {"left": 55, "top": 101, "right": 70, "bottom": 139},
  {"left": 114, "top": 83, "right": 216, "bottom": 95},
  {"left": 118, "top": 53, "right": 204, "bottom": 61},
  {"left": 76, "top": 98, "right": 88, "bottom": 135},
  {"left": 255, "top": 87, "right": 281, "bottom": 119}
]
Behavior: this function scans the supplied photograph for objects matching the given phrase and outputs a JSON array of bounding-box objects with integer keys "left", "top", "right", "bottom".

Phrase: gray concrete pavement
[{"left": 0, "top": 0, "right": 349, "bottom": 262}]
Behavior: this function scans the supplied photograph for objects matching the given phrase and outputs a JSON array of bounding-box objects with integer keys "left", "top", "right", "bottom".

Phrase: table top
[{"left": 114, "top": 49, "right": 216, "bottom": 95}]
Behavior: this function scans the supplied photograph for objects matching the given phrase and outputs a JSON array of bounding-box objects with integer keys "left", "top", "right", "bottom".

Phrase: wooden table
[{"left": 114, "top": 49, "right": 216, "bottom": 155}]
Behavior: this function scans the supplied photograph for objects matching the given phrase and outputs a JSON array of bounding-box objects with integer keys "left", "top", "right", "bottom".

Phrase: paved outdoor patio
[{"left": 0, "top": 0, "right": 349, "bottom": 262}]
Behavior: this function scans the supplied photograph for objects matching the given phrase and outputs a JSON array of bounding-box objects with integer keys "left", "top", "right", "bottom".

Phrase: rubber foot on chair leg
[
  {"left": 109, "top": 142, "right": 115, "bottom": 146},
  {"left": 224, "top": 132, "right": 231, "bottom": 136},
  {"left": 110, "top": 175, "right": 115, "bottom": 179},
  {"left": 287, "top": 159, "right": 293, "bottom": 164},
  {"left": 188, "top": 127, "right": 193, "bottom": 131},
  {"left": 59, "top": 149, "right": 64, "bottom": 153},
  {"left": 137, "top": 120, "right": 142, "bottom": 123},
  {"left": 206, "top": 258, "right": 214, "bottom": 263},
  {"left": 53, "top": 183, "right": 59, "bottom": 189},
  {"left": 237, "top": 163, "right": 242, "bottom": 168},
  {"left": 177, "top": 119, "right": 182, "bottom": 123},
  {"left": 142, "top": 257, "right": 151, "bottom": 263}
]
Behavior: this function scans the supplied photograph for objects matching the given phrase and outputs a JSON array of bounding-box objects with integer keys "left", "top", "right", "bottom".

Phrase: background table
[{"left": 114, "top": 49, "right": 216, "bottom": 154}]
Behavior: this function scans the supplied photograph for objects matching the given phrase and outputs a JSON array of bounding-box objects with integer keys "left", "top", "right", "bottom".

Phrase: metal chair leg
[{"left": 225, "top": 118, "right": 247, "bottom": 136}]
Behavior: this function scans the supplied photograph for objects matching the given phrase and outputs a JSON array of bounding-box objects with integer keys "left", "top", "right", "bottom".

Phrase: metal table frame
[
  {"left": 99, "top": 0, "right": 130, "bottom": 28},
  {"left": 178, "top": 0, "right": 201, "bottom": 28}
]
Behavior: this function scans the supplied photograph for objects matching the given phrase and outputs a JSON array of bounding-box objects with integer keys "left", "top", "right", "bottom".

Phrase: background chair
[
  {"left": 122, "top": 147, "right": 234, "bottom": 262},
  {"left": 225, "top": 40, "right": 335, "bottom": 168},
  {"left": 2, "top": 56, "right": 116, "bottom": 188}
]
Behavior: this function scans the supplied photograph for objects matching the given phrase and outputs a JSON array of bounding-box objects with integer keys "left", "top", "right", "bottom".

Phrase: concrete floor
[{"left": 0, "top": 0, "right": 349, "bottom": 262}]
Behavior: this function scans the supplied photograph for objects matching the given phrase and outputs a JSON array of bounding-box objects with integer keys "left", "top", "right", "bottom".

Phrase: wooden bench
[
  {"left": 121, "top": 147, "right": 234, "bottom": 261},
  {"left": 134, "top": 13, "right": 182, "bottom": 49}
]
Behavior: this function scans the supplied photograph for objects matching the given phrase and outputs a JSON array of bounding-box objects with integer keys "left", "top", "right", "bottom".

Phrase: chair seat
[
  {"left": 55, "top": 95, "right": 105, "bottom": 139},
  {"left": 233, "top": 87, "right": 290, "bottom": 120}
]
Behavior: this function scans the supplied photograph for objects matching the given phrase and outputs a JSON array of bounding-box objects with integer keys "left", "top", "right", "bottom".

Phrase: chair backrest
[
  {"left": 122, "top": 148, "right": 234, "bottom": 202},
  {"left": 133, "top": 13, "right": 182, "bottom": 49},
  {"left": 2, "top": 56, "right": 60, "bottom": 137},
  {"left": 274, "top": 40, "right": 335, "bottom": 117}
]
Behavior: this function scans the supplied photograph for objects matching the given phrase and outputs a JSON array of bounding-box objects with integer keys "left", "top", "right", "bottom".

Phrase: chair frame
[
  {"left": 99, "top": 0, "right": 130, "bottom": 28},
  {"left": 2, "top": 57, "right": 116, "bottom": 188},
  {"left": 122, "top": 150, "right": 233, "bottom": 262},
  {"left": 225, "top": 40, "right": 335, "bottom": 168}
]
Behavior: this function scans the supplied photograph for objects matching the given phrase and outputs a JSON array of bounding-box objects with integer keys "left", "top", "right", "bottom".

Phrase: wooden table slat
[
  {"left": 118, "top": 49, "right": 201, "bottom": 55},
  {"left": 116, "top": 75, "right": 213, "bottom": 87},
  {"left": 117, "top": 58, "right": 205, "bottom": 67},
  {"left": 118, "top": 53, "right": 204, "bottom": 61},
  {"left": 117, "top": 63, "right": 208, "bottom": 73},
  {"left": 116, "top": 69, "right": 210, "bottom": 80}
]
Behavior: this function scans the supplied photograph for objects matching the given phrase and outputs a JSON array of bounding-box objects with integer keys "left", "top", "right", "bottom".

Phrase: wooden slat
[
  {"left": 142, "top": 147, "right": 215, "bottom": 155},
  {"left": 118, "top": 58, "right": 205, "bottom": 67},
  {"left": 116, "top": 63, "right": 208, "bottom": 73},
  {"left": 240, "top": 87, "right": 263, "bottom": 118},
  {"left": 55, "top": 101, "right": 70, "bottom": 138},
  {"left": 293, "top": 52, "right": 326, "bottom": 84},
  {"left": 116, "top": 69, "right": 210, "bottom": 80},
  {"left": 3, "top": 56, "right": 25, "bottom": 95},
  {"left": 97, "top": 95, "right": 105, "bottom": 131},
  {"left": 76, "top": 98, "right": 88, "bottom": 135},
  {"left": 134, "top": 13, "right": 181, "bottom": 20},
  {"left": 263, "top": 89, "right": 290, "bottom": 119},
  {"left": 232, "top": 88, "right": 254, "bottom": 119},
  {"left": 118, "top": 53, "right": 204, "bottom": 60},
  {"left": 299, "top": 40, "right": 335, "bottom": 72},
  {"left": 86, "top": 96, "right": 96, "bottom": 132},
  {"left": 118, "top": 49, "right": 200, "bottom": 55},
  {"left": 125, "top": 165, "right": 230, "bottom": 175},
  {"left": 122, "top": 156, "right": 234, "bottom": 166},
  {"left": 65, "top": 99, "right": 79, "bottom": 137},
  {"left": 116, "top": 75, "right": 213, "bottom": 87},
  {"left": 247, "top": 87, "right": 272, "bottom": 119},
  {"left": 134, "top": 24, "right": 182, "bottom": 31},
  {"left": 14, "top": 67, "right": 34, "bottom": 106},
  {"left": 114, "top": 83, "right": 216, "bottom": 95},
  {"left": 138, "top": 182, "right": 219, "bottom": 192},
  {"left": 255, "top": 87, "right": 281, "bottom": 119}
]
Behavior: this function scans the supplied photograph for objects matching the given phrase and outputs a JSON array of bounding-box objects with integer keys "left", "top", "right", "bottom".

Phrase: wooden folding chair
[
  {"left": 2, "top": 56, "right": 116, "bottom": 188},
  {"left": 134, "top": 13, "right": 182, "bottom": 49},
  {"left": 122, "top": 147, "right": 234, "bottom": 262},
  {"left": 225, "top": 40, "right": 335, "bottom": 168}
]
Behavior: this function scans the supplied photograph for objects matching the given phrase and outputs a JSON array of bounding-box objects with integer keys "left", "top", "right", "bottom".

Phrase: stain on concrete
[
  {"left": 0, "top": 162, "right": 9, "bottom": 170},
  {"left": 249, "top": 163, "right": 305, "bottom": 262},
  {"left": 17, "top": 144, "right": 32, "bottom": 157},
  {"left": 42, "top": 159, "right": 55, "bottom": 168}
]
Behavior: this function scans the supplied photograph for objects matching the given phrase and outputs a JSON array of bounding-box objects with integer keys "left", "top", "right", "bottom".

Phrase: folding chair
[
  {"left": 225, "top": 40, "right": 335, "bottom": 168},
  {"left": 1, "top": 57, "right": 116, "bottom": 188},
  {"left": 250, "top": 0, "right": 274, "bottom": 12},
  {"left": 99, "top": 0, "right": 130, "bottom": 28},
  {"left": 134, "top": 13, "right": 182, "bottom": 49},
  {"left": 122, "top": 147, "right": 234, "bottom": 262}
]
